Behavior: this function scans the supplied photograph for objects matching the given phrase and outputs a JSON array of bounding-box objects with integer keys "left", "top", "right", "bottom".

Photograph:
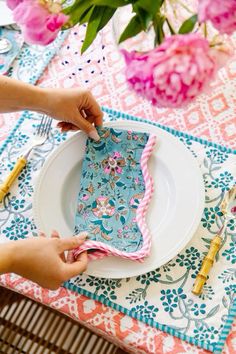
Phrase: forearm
[
  {"left": 0, "top": 243, "right": 14, "bottom": 274},
  {"left": 0, "top": 76, "right": 48, "bottom": 114}
]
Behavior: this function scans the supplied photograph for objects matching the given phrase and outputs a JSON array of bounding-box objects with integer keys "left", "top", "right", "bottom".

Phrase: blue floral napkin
[{"left": 74, "top": 127, "right": 155, "bottom": 260}]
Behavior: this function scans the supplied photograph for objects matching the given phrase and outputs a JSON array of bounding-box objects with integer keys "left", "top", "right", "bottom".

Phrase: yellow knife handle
[
  {"left": 192, "top": 235, "right": 222, "bottom": 295},
  {"left": 0, "top": 157, "right": 27, "bottom": 202}
]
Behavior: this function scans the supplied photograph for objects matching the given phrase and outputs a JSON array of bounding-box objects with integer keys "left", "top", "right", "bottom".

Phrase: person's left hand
[
  {"left": 41, "top": 88, "right": 103, "bottom": 141},
  {"left": 8, "top": 230, "right": 88, "bottom": 290}
]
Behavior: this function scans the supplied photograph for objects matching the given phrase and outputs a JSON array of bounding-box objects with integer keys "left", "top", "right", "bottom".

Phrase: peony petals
[
  {"left": 123, "top": 34, "right": 219, "bottom": 108},
  {"left": 198, "top": 0, "right": 236, "bottom": 34},
  {"left": 11, "top": 0, "right": 68, "bottom": 45}
]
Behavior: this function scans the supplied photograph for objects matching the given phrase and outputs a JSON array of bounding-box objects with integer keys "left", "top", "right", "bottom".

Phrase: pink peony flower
[
  {"left": 6, "top": 0, "right": 23, "bottom": 10},
  {"left": 122, "top": 34, "right": 221, "bottom": 108},
  {"left": 198, "top": 0, "right": 236, "bottom": 35},
  {"left": 12, "top": 0, "right": 68, "bottom": 45}
]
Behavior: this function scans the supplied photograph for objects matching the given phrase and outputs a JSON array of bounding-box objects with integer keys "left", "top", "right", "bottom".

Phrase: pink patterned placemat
[{"left": 0, "top": 24, "right": 235, "bottom": 354}]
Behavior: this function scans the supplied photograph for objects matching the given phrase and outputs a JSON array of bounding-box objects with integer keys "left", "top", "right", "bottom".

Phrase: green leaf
[
  {"left": 92, "top": 0, "right": 128, "bottom": 6},
  {"left": 81, "top": 6, "right": 116, "bottom": 53},
  {"left": 178, "top": 14, "right": 198, "bottom": 34},
  {"left": 63, "top": 0, "right": 92, "bottom": 24},
  {"left": 80, "top": 6, "right": 94, "bottom": 24},
  {"left": 137, "top": 0, "right": 163, "bottom": 15},
  {"left": 98, "top": 7, "right": 116, "bottom": 30},
  {"left": 81, "top": 6, "right": 103, "bottom": 53},
  {"left": 132, "top": 5, "right": 152, "bottom": 30},
  {"left": 166, "top": 275, "right": 173, "bottom": 281},
  {"left": 118, "top": 15, "right": 143, "bottom": 43}
]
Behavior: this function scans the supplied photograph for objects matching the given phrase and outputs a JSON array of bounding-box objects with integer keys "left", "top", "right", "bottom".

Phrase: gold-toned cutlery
[
  {"left": 192, "top": 185, "right": 236, "bottom": 295},
  {"left": 0, "top": 115, "right": 52, "bottom": 202}
]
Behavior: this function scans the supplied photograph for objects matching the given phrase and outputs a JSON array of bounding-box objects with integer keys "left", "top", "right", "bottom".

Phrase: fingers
[
  {"left": 57, "top": 122, "right": 79, "bottom": 132},
  {"left": 74, "top": 112, "right": 100, "bottom": 141},
  {"left": 83, "top": 92, "right": 103, "bottom": 127},
  {"left": 51, "top": 230, "right": 66, "bottom": 262},
  {"left": 39, "top": 231, "right": 46, "bottom": 237},
  {"left": 57, "top": 117, "right": 97, "bottom": 133},
  {"left": 58, "top": 232, "right": 88, "bottom": 252},
  {"left": 51, "top": 230, "right": 59, "bottom": 238},
  {"left": 58, "top": 113, "right": 100, "bottom": 141},
  {"left": 63, "top": 251, "right": 88, "bottom": 279},
  {"left": 66, "top": 250, "right": 74, "bottom": 264}
]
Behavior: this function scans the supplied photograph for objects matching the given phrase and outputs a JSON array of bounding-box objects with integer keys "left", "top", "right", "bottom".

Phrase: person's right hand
[
  {"left": 7, "top": 231, "right": 88, "bottom": 290},
  {"left": 41, "top": 88, "right": 103, "bottom": 141}
]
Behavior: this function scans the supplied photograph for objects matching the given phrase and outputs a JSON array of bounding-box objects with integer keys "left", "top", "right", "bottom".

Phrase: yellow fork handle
[
  {"left": 0, "top": 157, "right": 27, "bottom": 202},
  {"left": 192, "top": 235, "right": 222, "bottom": 296}
]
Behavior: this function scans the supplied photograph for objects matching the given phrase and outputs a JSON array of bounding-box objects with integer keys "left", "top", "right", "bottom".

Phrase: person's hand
[
  {"left": 42, "top": 88, "right": 103, "bottom": 141},
  {"left": 7, "top": 231, "right": 88, "bottom": 290}
]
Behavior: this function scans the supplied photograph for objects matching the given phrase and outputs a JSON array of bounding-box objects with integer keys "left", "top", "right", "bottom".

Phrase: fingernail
[
  {"left": 88, "top": 130, "right": 100, "bottom": 142},
  {"left": 77, "top": 232, "right": 88, "bottom": 241},
  {"left": 67, "top": 251, "right": 74, "bottom": 264}
]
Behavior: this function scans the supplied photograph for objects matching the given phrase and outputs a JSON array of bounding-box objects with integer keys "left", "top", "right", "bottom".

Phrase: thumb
[
  {"left": 63, "top": 251, "right": 88, "bottom": 278},
  {"left": 74, "top": 112, "right": 100, "bottom": 141},
  {"left": 58, "top": 232, "right": 88, "bottom": 252}
]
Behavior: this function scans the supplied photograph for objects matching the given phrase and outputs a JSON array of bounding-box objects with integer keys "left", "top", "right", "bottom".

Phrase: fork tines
[{"left": 36, "top": 115, "right": 53, "bottom": 137}]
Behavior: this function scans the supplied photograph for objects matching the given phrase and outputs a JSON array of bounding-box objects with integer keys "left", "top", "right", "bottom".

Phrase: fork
[{"left": 0, "top": 115, "right": 52, "bottom": 202}]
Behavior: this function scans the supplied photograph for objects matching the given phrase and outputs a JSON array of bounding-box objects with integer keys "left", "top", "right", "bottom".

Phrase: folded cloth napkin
[{"left": 73, "top": 127, "right": 156, "bottom": 261}]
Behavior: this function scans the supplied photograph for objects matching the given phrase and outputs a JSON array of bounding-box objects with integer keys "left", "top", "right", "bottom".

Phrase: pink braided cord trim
[{"left": 73, "top": 134, "right": 157, "bottom": 261}]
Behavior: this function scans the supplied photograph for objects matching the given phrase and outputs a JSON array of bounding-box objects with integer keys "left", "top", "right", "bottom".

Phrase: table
[{"left": 0, "top": 24, "right": 235, "bottom": 354}]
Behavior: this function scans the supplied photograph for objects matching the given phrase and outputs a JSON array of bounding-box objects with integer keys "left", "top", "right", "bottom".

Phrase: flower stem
[
  {"left": 174, "top": 0, "right": 195, "bottom": 15},
  {"left": 165, "top": 18, "right": 176, "bottom": 35},
  {"left": 203, "top": 23, "right": 208, "bottom": 38}
]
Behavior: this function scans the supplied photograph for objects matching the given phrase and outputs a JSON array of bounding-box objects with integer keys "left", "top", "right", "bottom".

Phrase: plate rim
[
  {"left": 33, "top": 120, "right": 205, "bottom": 278},
  {"left": 0, "top": 3, "right": 15, "bottom": 26}
]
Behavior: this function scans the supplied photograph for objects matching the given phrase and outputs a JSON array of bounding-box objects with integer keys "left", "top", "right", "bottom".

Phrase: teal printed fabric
[{"left": 74, "top": 127, "right": 149, "bottom": 253}]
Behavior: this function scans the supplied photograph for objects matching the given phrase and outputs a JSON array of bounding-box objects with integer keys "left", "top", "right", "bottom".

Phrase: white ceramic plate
[
  {"left": 33, "top": 121, "right": 205, "bottom": 278},
  {"left": 0, "top": 2, "right": 14, "bottom": 26}
]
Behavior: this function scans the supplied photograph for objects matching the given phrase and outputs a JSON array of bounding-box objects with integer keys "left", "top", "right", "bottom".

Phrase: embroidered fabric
[{"left": 73, "top": 127, "right": 156, "bottom": 261}]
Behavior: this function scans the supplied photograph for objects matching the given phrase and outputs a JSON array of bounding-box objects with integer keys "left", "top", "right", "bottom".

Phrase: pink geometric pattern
[{"left": 0, "top": 23, "right": 235, "bottom": 354}]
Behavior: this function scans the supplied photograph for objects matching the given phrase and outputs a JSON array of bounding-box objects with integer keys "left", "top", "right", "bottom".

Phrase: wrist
[
  {"left": 0, "top": 242, "right": 15, "bottom": 274},
  {"left": 26, "top": 86, "right": 51, "bottom": 114}
]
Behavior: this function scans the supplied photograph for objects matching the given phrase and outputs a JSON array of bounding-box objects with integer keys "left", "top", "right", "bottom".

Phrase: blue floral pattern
[{"left": 74, "top": 127, "right": 149, "bottom": 253}]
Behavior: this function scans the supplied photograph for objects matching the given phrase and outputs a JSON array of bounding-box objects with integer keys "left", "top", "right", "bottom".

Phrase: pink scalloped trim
[{"left": 73, "top": 134, "right": 157, "bottom": 261}]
